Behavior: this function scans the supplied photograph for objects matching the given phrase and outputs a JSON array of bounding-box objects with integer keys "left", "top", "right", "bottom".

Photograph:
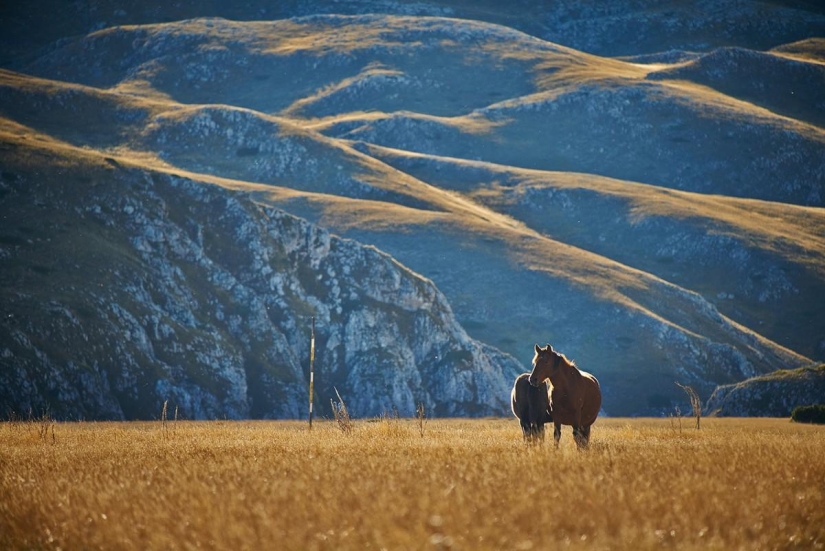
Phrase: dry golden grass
[{"left": 1, "top": 417, "right": 823, "bottom": 550}]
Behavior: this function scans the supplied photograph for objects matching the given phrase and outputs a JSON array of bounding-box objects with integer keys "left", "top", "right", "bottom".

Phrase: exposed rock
[
  {"left": 706, "top": 365, "right": 825, "bottom": 417},
  {"left": 0, "top": 150, "right": 520, "bottom": 420}
]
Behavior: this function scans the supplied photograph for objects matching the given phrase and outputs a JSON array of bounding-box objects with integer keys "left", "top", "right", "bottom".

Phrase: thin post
[{"left": 309, "top": 316, "right": 315, "bottom": 430}]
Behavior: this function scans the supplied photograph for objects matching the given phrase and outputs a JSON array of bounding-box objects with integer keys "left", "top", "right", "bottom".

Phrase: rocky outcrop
[
  {"left": 0, "top": 146, "right": 520, "bottom": 420},
  {"left": 705, "top": 365, "right": 825, "bottom": 417}
]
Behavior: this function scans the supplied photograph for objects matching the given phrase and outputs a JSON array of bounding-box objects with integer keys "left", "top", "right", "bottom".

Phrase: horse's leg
[
  {"left": 553, "top": 421, "right": 561, "bottom": 448},
  {"left": 573, "top": 426, "right": 588, "bottom": 449},
  {"left": 573, "top": 425, "right": 591, "bottom": 449},
  {"left": 538, "top": 422, "right": 545, "bottom": 443},
  {"left": 573, "top": 408, "right": 585, "bottom": 449},
  {"left": 521, "top": 420, "right": 531, "bottom": 442}
]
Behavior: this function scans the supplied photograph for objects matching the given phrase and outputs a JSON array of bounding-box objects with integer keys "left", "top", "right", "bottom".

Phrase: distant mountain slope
[
  {"left": 324, "top": 81, "right": 825, "bottom": 206},
  {"left": 354, "top": 144, "right": 825, "bottom": 360},
  {"left": 647, "top": 46, "right": 825, "bottom": 128},
  {"left": 0, "top": 6, "right": 822, "bottom": 418},
  {"left": 2, "top": 0, "right": 824, "bottom": 66},
  {"left": 19, "top": 15, "right": 551, "bottom": 117},
  {"left": 0, "top": 128, "right": 520, "bottom": 419},
  {"left": 773, "top": 38, "right": 825, "bottom": 61},
  {"left": 16, "top": 16, "right": 823, "bottom": 207},
  {"left": 706, "top": 365, "right": 825, "bottom": 416}
]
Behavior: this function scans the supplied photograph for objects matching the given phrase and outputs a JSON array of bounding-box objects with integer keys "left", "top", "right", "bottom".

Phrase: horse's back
[
  {"left": 511, "top": 373, "right": 530, "bottom": 419},
  {"left": 551, "top": 369, "right": 601, "bottom": 426},
  {"left": 511, "top": 373, "right": 550, "bottom": 423},
  {"left": 580, "top": 370, "right": 602, "bottom": 424}
]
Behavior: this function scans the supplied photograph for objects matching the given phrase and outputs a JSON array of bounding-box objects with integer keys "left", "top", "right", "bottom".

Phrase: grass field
[{"left": 1, "top": 416, "right": 823, "bottom": 550}]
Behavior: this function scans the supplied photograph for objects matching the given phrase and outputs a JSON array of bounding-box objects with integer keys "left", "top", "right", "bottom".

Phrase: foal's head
[{"left": 529, "top": 344, "right": 570, "bottom": 387}]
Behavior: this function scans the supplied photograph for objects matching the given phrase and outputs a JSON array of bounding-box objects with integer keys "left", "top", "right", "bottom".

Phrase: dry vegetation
[{"left": 1, "top": 417, "right": 823, "bottom": 550}]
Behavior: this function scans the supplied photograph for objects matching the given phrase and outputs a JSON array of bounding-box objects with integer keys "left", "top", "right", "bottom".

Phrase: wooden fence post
[{"left": 309, "top": 316, "right": 315, "bottom": 430}]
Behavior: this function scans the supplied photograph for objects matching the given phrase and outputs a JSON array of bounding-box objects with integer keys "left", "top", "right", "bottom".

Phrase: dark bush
[{"left": 791, "top": 404, "right": 825, "bottom": 424}]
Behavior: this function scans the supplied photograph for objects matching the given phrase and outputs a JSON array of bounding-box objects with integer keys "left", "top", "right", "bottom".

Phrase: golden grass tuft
[{"left": 1, "top": 418, "right": 823, "bottom": 550}]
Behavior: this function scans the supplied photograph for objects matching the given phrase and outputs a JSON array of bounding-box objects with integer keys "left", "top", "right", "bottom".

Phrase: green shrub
[{"left": 791, "top": 404, "right": 825, "bottom": 424}]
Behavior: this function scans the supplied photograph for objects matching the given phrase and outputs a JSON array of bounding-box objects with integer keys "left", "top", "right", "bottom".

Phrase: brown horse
[
  {"left": 511, "top": 373, "right": 553, "bottom": 443},
  {"left": 529, "top": 344, "right": 601, "bottom": 448}
]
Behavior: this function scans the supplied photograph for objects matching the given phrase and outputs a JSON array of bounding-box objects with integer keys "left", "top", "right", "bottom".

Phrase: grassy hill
[
  {"left": 1, "top": 1, "right": 823, "bottom": 417},
  {"left": 3, "top": 1, "right": 825, "bottom": 65},
  {"left": 706, "top": 364, "right": 825, "bottom": 416}
]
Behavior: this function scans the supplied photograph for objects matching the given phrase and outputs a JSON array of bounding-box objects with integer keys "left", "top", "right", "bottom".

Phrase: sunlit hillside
[{"left": 1, "top": 1, "right": 823, "bottom": 418}]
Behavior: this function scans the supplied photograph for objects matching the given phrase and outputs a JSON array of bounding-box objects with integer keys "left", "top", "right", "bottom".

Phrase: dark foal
[{"left": 511, "top": 372, "right": 553, "bottom": 443}]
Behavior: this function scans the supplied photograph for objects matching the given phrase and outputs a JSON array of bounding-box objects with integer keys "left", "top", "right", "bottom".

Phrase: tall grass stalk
[
  {"left": 160, "top": 400, "right": 168, "bottom": 438},
  {"left": 416, "top": 403, "right": 427, "bottom": 437},
  {"left": 676, "top": 382, "right": 702, "bottom": 429},
  {"left": 330, "top": 387, "right": 352, "bottom": 434}
]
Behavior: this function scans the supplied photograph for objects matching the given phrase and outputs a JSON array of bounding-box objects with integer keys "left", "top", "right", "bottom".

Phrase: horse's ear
[
  {"left": 546, "top": 343, "right": 554, "bottom": 352},
  {"left": 534, "top": 343, "right": 541, "bottom": 354}
]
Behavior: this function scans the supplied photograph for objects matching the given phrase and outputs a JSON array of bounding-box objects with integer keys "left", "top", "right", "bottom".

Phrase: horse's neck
[
  {"left": 552, "top": 364, "right": 579, "bottom": 388},
  {"left": 562, "top": 364, "right": 582, "bottom": 384}
]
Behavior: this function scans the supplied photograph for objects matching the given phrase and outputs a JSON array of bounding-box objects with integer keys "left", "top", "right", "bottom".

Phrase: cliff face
[
  {"left": 706, "top": 365, "right": 825, "bottom": 417},
  {"left": 0, "top": 146, "right": 520, "bottom": 420}
]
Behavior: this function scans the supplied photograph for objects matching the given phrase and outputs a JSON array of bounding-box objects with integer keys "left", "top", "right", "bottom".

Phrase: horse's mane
[
  {"left": 558, "top": 352, "right": 576, "bottom": 368},
  {"left": 535, "top": 345, "right": 577, "bottom": 368}
]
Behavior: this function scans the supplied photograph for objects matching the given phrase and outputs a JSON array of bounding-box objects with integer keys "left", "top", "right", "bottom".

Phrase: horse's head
[{"left": 529, "top": 343, "right": 564, "bottom": 387}]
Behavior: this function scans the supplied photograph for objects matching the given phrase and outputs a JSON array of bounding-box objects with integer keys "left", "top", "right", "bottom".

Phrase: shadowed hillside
[
  {"left": 354, "top": 144, "right": 825, "bottom": 361},
  {"left": 0, "top": 129, "right": 520, "bottom": 419},
  {"left": 648, "top": 46, "right": 825, "bottom": 128},
  {"left": 1, "top": 1, "right": 823, "bottom": 418}
]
